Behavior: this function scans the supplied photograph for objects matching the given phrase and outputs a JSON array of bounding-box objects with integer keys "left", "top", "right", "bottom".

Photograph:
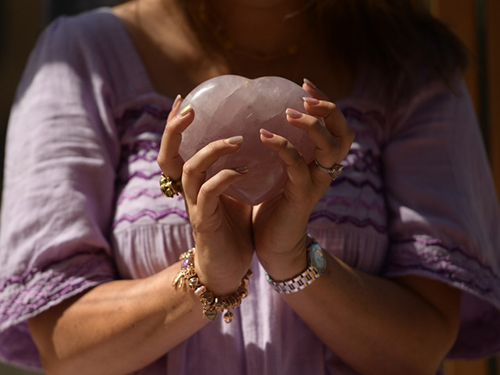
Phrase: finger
[
  {"left": 301, "top": 99, "right": 355, "bottom": 165},
  {"left": 196, "top": 167, "right": 249, "bottom": 222},
  {"left": 157, "top": 104, "right": 194, "bottom": 180},
  {"left": 182, "top": 136, "right": 245, "bottom": 204},
  {"left": 302, "top": 78, "right": 330, "bottom": 101},
  {"left": 167, "top": 94, "right": 183, "bottom": 123},
  {"left": 285, "top": 107, "right": 339, "bottom": 164},
  {"left": 302, "top": 98, "right": 352, "bottom": 138},
  {"left": 259, "top": 129, "right": 310, "bottom": 194}
]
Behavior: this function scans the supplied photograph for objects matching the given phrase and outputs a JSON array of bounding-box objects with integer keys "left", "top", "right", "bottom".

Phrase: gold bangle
[{"left": 172, "top": 248, "right": 252, "bottom": 323}]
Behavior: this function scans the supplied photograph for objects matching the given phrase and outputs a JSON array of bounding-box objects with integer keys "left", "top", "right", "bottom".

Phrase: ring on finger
[
  {"left": 160, "top": 173, "right": 183, "bottom": 197},
  {"left": 314, "top": 160, "right": 344, "bottom": 180}
]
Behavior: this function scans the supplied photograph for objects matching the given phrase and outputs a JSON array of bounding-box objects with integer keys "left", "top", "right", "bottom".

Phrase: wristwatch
[{"left": 266, "top": 236, "right": 327, "bottom": 294}]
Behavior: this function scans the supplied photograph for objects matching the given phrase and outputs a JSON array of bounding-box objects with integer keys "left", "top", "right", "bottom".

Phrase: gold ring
[
  {"left": 160, "top": 173, "right": 183, "bottom": 197},
  {"left": 314, "top": 160, "right": 344, "bottom": 180}
]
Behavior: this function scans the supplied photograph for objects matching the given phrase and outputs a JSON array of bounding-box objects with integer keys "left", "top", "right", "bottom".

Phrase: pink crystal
[{"left": 178, "top": 75, "right": 317, "bottom": 205}]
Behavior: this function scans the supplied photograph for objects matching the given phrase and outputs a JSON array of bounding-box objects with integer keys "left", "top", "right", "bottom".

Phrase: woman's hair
[
  {"left": 178, "top": 0, "right": 468, "bottom": 98},
  {"left": 316, "top": 0, "right": 468, "bottom": 97}
]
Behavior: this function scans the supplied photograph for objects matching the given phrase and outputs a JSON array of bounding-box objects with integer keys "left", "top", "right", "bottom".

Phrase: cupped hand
[
  {"left": 252, "top": 80, "right": 355, "bottom": 281},
  {"left": 157, "top": 97, "right": 255, "bottom": 295}
]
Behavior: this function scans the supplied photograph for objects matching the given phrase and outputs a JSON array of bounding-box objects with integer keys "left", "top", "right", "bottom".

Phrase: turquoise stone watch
[{"left": 266, "top": 236, "right": 326, "bottom": 294}]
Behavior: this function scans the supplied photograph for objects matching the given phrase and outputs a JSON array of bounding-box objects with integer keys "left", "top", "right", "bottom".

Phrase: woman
[{"left": 0, "top": 0, "right": 499, "bottom": 374}]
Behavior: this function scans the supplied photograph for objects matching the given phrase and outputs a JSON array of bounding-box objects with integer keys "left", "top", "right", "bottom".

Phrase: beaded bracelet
[{"left": 172, "top": 248, "right": 252, "bottom": 323}]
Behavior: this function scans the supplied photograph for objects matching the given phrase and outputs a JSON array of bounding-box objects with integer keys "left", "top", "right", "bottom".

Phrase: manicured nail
[
  {"left": 233, "top": 166, "right": 249, "bottom": 174},
  {"left": 179, "top": 104, "right": 192, "bottom": 116},
  {"left": 303, "top": 78, "right": 317, "bottom": 89},
  {"left": 303, "top": 97, "right": 320, "bottom": 105},
  {"left": 286, "top": 108, "right": 303, "bottom": 118},
  {"left": 173, "top": 94, "right": 182, "bottom": 108},
  {"left": 260, "top": 128, "right": 274, "bottom": 138},
  {"left": 225, "top": 135, "right": 244, "bottom": 145}
]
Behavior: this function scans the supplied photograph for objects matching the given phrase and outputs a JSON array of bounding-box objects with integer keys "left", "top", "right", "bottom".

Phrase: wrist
[
  {"left": 265, "top": 236, "right": 327, "bottom": 294},
  {"left": 258, "top": 235, "right": 309, "bottom": 281},
  {"left": 195, "top": 264, "right": 244, "bottom": 296},
  {"left": 260, "top": 251, "right": 308, "bottom": 282},
  {"left": 173, "top": 248, "right": 252, "bottom": 323},
  {"left": 191, "top": 244, "right": 247, "bottom": 295}
]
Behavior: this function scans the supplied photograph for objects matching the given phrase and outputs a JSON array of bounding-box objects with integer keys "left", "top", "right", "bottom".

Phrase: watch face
[{"left": 309, "top": 242, "right": 326, "bottom": 275}]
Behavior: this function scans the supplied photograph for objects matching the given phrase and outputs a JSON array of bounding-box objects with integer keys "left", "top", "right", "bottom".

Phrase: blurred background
[{"left": 0, "top": 0, "right": 498, "bottom": 374}]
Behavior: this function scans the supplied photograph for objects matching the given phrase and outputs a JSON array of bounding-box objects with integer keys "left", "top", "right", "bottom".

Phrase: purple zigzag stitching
[
  {"left": 330, "top": 176, "right": 384, "bottom": 194},
  {"left": 118, "top": 170, "right": 162, "bottom": 183},
  {"left": 344, "top": 149, "right": 381, "bottom": 173},
  {"left": 120, "top": 141, "right": 161, "bottom": 163},
  {"left": 123, "top": 140, "right": 161, "bottom": 149},
  {"left": 393, "top": 236, "right": 499, "bottom": 280},
  {"left": 126, "top": 153, "right": 158, "bottom": 164},
  {"left": 117, "top": 188, "right": 164, "bottom": 204},
  {"left": 0, "top": 251, "right": 105, "bottom": 290},
  {"left": 309, "top": 210, "right": 387, "bottom": 233},
  {"left": 113, "top": 208, "right": 189, "bottom": 228},
  {"left": 342, "top": 106, "right": 386, "bottom": 126},
  {"left": 1, "top": 274, "right": 109, "bottom": 327},
  {"left": 121, "top": 141, "right": 160, "bottom": 156},
  {"left": 320, "top": 196, "right": 386, "bottom": 217},
  {"left": 0, "top": 253, "right": 114, "bottom": 328}
]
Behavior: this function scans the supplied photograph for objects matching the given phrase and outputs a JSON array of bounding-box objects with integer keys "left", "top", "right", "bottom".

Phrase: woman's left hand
[{"left": 253, "top": 84, "right": 354, "bottom": 280}]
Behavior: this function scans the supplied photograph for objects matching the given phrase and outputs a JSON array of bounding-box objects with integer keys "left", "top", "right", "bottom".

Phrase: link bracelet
[{"left": 173, "top": 248, "right": 252, "bottom": 323}]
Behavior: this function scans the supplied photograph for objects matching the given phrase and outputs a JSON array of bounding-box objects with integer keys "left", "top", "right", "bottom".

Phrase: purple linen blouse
[{"left": 1, "top": 8, "right": 499, "bottom": 374}]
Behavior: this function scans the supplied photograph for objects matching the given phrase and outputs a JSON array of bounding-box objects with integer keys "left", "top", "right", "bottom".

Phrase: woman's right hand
[{"left": 157, "top": 97, "right": 255, "bottom": 295}]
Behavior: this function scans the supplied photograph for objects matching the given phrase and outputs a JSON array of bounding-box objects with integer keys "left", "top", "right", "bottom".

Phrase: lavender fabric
[{"left": 1, "top": 8, "right": 499, "bottom": 374}]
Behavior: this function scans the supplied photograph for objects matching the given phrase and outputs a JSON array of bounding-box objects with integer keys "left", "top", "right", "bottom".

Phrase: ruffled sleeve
[
  {"left": 0, "top": 15, "right": 120, "bottom": 369},
  {"left": 382, "top": 77, "right": 500, "bottom": 358}
]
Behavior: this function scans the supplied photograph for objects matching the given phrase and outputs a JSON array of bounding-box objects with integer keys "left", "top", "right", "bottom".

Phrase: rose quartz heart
[{"left": 178, "top": 75, "right": 316, "bottom": 205}]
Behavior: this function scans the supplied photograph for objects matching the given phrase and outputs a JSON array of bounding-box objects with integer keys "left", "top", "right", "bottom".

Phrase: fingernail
[
  {"left": 303, "top": 78, "right": 317, "bottom": 89},
  {"left": 303, "top": 97, "right": 320, "bottom": 105},
  {"left": 179, "top": 104, "right": 192, "bottom": 116},
  {"left": 225, "top": 135, "right": 244, "bottom": 145},
  {"left": 172, "top": 94, "right": 181, "bottom": 107},
  {"left": 260, "top": 128, "right": 274, "bottom": 138},
  {"left": 233, "top": 166, "right": 249, "bottom": 174},
  {"left": 286, "top": 108, "right": 303, "bottom": 119}
]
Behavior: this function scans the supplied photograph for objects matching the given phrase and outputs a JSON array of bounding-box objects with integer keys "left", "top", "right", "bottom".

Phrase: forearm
[
  {"left": 28, "top": 262, "right": 208, "bottom": 375},
  {"left": 281, "top": 252, "right": 460, "bottom": 375}
]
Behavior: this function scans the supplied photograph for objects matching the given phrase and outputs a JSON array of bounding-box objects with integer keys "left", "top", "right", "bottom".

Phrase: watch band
[
  {"left": 266, "top": 266, "right": 322, "bottom": 294},
  {"left": 266, "top": 237, "right": 326, "bottom": 294}
]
